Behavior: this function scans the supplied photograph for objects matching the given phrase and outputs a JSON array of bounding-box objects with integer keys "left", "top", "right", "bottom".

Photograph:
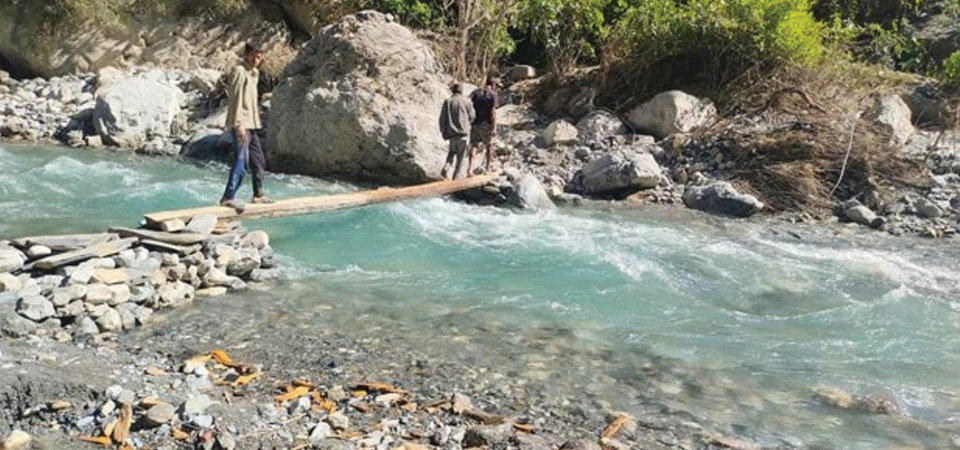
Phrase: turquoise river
[{"left": 1, "top": 143, "right": 959, "bottom": 449}]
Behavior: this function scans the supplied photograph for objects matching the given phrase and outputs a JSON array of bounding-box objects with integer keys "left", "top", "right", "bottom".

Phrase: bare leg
[
  {"left": 484, "top": 142, "right": 493, "bottom": 173},
  {"left": 466, "top": 144, "right": 476, "bottom": 178}
]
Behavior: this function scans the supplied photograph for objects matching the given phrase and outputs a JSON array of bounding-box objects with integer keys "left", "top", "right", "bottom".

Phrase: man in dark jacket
[
  {"left": 469, "top": 77, "right": 499, "bottom": 174},
  {"left": 438, "top": 83, "right": 476, "bottom": 180}
]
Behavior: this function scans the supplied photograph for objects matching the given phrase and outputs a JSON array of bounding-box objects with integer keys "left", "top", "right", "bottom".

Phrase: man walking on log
[
  {"left": 220, "top": 43, "right": 272, "bottom": 208},
  {"left": 469, "top": 77, "right": 499, "bottom": 175},
  {"left": 439, "top": 82, "right": 475, "bottom": 180}
]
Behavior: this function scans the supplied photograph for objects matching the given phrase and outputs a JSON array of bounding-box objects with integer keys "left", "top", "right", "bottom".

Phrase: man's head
[
  {"left": 484, "top": 77, "right": 500, "bottom": 90},
  {"left": 450, "top": 82, "right": 463, "bottom": 95},
  {"left": 243, "top": 43, "right": 264, "bottom": 68}
]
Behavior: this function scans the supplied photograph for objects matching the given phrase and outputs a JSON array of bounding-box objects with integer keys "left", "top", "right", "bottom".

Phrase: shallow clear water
[{"left": 3, "top": 143, "right": 960, "bottom": 449}]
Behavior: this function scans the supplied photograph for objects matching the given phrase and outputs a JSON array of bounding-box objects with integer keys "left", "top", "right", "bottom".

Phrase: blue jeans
[{"left": 221, "top": 129, "right": 265, "bottom": 201}]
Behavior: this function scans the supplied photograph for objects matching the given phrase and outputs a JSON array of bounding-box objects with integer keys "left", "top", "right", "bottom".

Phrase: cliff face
[{"left": 0, "top": 1, "right": 291, "bottom": 78}]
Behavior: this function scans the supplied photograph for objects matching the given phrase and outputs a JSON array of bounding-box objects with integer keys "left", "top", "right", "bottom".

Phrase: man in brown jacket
[
  {"left": 438, "top": 82, "right": 476, "bottom": 180},
  {"left": 220, "top": 43, "right": 271, "bottom": 208}
]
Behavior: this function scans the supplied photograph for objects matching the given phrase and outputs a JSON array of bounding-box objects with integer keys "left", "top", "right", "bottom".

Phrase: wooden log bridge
[{"left": 143, "top": 173, "right": 499, "bottom": 228}]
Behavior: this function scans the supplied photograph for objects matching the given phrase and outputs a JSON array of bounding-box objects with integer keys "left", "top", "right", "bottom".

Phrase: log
[
  {"left": 143, "top": 174, "right": 500, "bottom": 226},
  {"left": 31, "top": 238, "right": 138, "bottom": 271},
  {"left": 139, "top": 239, "right": 202, "bottom": 256},
  {"left": 11, "top": 233, "right": 116, "bottom": 252},
  {"left": 108, "top": 227, "right": 209, "bottom": 246}
]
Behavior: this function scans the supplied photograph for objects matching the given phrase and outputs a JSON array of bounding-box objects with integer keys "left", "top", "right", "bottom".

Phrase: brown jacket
[
  {"left": 225, "top": 65, "right": 262, "bottom": 131},
  {"left": 438, "top": 94, "right": 475, "bottom": 140}
]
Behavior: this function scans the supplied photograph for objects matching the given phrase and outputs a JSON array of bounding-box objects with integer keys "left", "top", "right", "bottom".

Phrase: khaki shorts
[{"left": 470, "top": 122, "right": 493, "bottom": 145}]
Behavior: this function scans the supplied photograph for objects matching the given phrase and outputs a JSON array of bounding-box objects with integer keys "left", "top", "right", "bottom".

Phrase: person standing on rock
[
  {"left": 469, "top": 77, "right": 500, "bottom": 175},
  {"left": 439, "top": 82, "right": 476, "bottom": 180},
  {"left": 220, "top": 43, "right": 272, "bottom": 208}
]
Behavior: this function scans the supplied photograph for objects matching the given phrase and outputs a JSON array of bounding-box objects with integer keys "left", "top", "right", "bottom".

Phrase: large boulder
[
  {"left": 576, "top": 110, "right": 628, "bottom": 144},
  {"left": 269, "top": 11, "right": 451, "bottom": 184},
  {"left": 627, "top": 91, "right": 716, "bottom": 139},
  {"left": 865, "top": 95, "right": 915, "bottom": 147},
  {"left": 93, "top": 76, "right": 184, "bottom": 148},
  {"left": 571, "top": 150, "right": 661, "bottom": 195},
  {"left": 682, "top": 182, "right": 764, "bottom": 217}
]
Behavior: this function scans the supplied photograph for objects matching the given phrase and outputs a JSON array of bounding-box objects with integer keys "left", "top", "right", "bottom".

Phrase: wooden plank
[
  {"left": 11, "top": 233, "right": 116, "bottom": 252},
  {"left": 31, "top": 238, "right": 138, "bottom": 271},
  {"left": 108, "top": 227, "right": 209, "bottom": 246},
  {"left": 143, "top": 174, "right": 499, "bottom": 226}
]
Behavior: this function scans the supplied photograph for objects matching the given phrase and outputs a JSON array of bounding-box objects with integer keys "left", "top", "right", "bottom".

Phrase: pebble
[
  {"left": 144, "top": 403, "right": 176, "bottom": 427},
  {"left": 3, "top": 429, "right": 32, "bottom": 450},
  {"left": 182, "top": 395, "right": 213, "bottom": 415},
  {"left": 310, "top": 422, "right": 334, "bottom": 443},
  {"left": 326, "top": 412, "right": 350, "bottom": 430}
]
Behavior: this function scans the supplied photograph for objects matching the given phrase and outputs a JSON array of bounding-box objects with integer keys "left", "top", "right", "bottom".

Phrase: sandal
[
  {"left": 219, "top": 198, "right": 245, "bottom": 212},
  {"left": 252, "top": 196, "right": 275, "bottom": 204}
]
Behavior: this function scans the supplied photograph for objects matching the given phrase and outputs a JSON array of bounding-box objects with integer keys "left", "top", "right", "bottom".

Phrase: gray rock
[
  {"left": 0, "top": 307, "right": 39, "bottom": 337},
  {"left": 507, "top": 174, "right": 555, "bottom": 210},
  {"left": 463, "top": 423, "right": 514, "bottom": 447},
  {"left": 158, "top": 281, "right": 194, "bottom": 307},
  {"left": 326, "top": 412, "right": 349, "bottom": 430},
  {"left": 844, "top": 201, "right": 884, "bottom": 228},
  {"left": 26, "top": 245, "right": 53, "bottom": 259},
  {"left": 191, "top": 414, "right": 214, "bottom": 429},
  {"left": 182, "top": 395, "right": 213, "bottom": 416},
  {"left": 2, "top": 430, "right": 32, "bottom": 450},
  {"left": 543, "top": 120, "right": 578, "bottom": 146},
  {"left": 203, "top": 267, "right": 246, "bottom": 290},
  {"left": 0, "top": 249, "right": 25, "bottom": 273},
  {"left": 144, "top": 403, "right": 177, "bottom": 427},
  {"left": 93, "top": 76, "right": 184, "bottom": 148},
  {"left": 242, "top": 231, "right": 270, "bottom": 250},
  {"left": 107, "top": 284, "right": 131, "bottom": 306},
  {"left": 94, "top": 307, "right": 122, "bottom": 332},
  {"left": 58, "top": 301, "right": 85, "bottom": 319},
  {"left": 117, "top": 306, "right": 136, "bottom": 331},
  {"left": 915, "top": 197, "right": 943, "bottom": 218},
  {"left": 576, "top": 110, "right": 628, "bottom": 143},
  {"left": 573, "top": 150, "right": 662, "bottom": 195},
  {"left": 865, "top": 95, "right": 915, "bottom": 147},
  {"left": 248, "top": 269, "right": 281, "bottom": 283},
  {"left": 627, "top": 90, "right": 716, "bottom": 139},
  {"left": 50, "top": 285, "right": 83, "bottom": 307},
  {"left": 451, "top": 393, "right": 472, "bottom": 414},
  {"left": 512, "top": 434, "right": 553, "bottom": 450},
  {"left": 227, "top": 248, "right": 261, "bottom": 277},
  {"left": 69, "top": 264, "right": 95, "bottom": 285},
  {"left": 131, "top": 305, "right": 153, "bottom": 325},
  {"left": 498, "top": 104, "right": 540, "bottom": 130},
  {"left": 180, "top": 129, "right": 231, "bottom": 163},
  {"left": 76, "top": 317, "right": 99, "bottom": 336},
  {"left": 560, "top": 440, "right": 603, "bottom": 450},
  {"left": 507, "top": 65, "right": 536, "bottom": 80},
  {"left": 16, "top": 295, "right": 55, "bottom": 322},
  {"left": 682, "top": 182, "right": 765, "bottom": 218},
  {"left": 310, "top": 422, "right": 335, "bottom": 444},
  {"left": 0, "top": 273, "right": 22, "bottom": 293},
  {"left": 268, "top": 11, "right": 452, "bottom": 184},
  {"left": 567, "top": 87, "right": 597, "bottom": 119},
  {"left": 84, "top": 283, "right": 112, "bottom": 305}
]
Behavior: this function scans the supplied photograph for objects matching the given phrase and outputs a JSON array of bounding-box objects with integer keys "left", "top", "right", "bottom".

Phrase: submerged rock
[{"left": 507, "top": 174, "right": 555, "bottom": 210}]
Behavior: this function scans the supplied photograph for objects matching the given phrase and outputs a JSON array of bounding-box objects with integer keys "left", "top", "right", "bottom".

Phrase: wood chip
[
  {"left": 354, "top": 382, "right": 401, "bottom": 393},
  {"left": 352, "top": 390, "right": 368, "bottom": 398},
  {"left": 140, "top": 396, "right": 162, "bottom": 408},
  {"left": 112, "top": 404, "right": 132, "bottom": 444},
  {"left": 601, "top": 415, "right": 629, "bottom": 439},
  {"left": 352, "top": 403, "right": 372, "bottom": 413},
  {"left": 292, "top": 379, "right": 315, "bottom": 388},
  {"left": 513, "top": 423, "right": 535, "bottom": 433},
  {"left": 400, "top": 402, "right": 418, "bottom": 412},
  {"left": 144, "top": 367, "right": 167, "bottom": 376},
  {"left": 77, "top": 435, "right": 112, "bottom": 446},
  {"left": 275, "top": 386, "right": 310, "bottom": 403},
  {"left": 102, "top": 419, "right": 117, "bottom": 439},
  {"left": 210, "top": 349, "right": 235, "bottom": 367},
  {"left": 171, "top": 426, "right": 191, "bottom": 441},
  {"left": 464, "top": 409, "right": 506, "bottom": 425}
]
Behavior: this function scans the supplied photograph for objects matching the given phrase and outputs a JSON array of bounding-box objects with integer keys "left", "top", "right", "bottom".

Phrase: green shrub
[{"left": 943, "top": 51, "right": 960, "bottom": 85}]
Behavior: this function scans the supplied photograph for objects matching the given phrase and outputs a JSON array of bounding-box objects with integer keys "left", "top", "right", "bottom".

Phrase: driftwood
[
  {"left": 142, "top": 174, "right": 500, "bottom": 226},
  {"left": 139, "top": 239, "right": 202, "bottom": 256},
  {"left": 11, "top": 233, "right": 116, "bottom": 252},
  {"left": 108, "top": 227, "right": 209, "bottom": 246},
  {"left": 31, "top": 238, "right": 138, "bottom": 271}
]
